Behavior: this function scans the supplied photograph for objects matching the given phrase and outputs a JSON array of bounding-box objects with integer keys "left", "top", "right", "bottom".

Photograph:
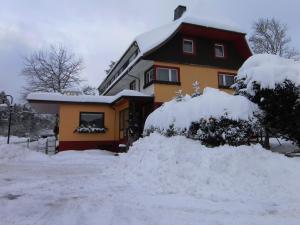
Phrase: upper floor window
[
  {"left": 129, "top": 80, "right": 136, "bottom": 90},
  {"left": 157, "top": 67, "right": 179, "bottom": 82},
  {"left": 145, "top": 68, "right": 154, "bottom": 86},
  {"left": 218, "top": 73, "right": 235, "bottom": 88},
  {"left": 214, "top": 44, "right": 225, "bottom": 58},
  {"left": 183, "top": 39, "right": 194, "bottom": 54}
]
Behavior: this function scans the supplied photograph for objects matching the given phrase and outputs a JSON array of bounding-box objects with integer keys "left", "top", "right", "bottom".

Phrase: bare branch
[
  {"left": 21, "top": 45, "right": 84, "bottom": 95},
  {"left": 249, "top": 18, "right": 298, "bottom": 59}
]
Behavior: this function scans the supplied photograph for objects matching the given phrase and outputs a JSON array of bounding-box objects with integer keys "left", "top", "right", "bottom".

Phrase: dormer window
[
  {"left": 183, "top": 39, "right": 194, "bottom": 54},
  {"left": 214, "top": 44, "right": 225, "bottom": 58}
]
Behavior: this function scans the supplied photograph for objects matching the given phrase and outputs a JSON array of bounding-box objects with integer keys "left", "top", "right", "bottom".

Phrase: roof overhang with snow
[
  {"left": 27, "top": 90, "right": 153, "bottom": 114},
  {"left": 98, "top": 15, "right": 252, "bottom": 95}
]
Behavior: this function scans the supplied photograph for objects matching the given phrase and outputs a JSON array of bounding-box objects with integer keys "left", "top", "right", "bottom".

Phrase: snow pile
[
  {"left": 0, "top": 144, "right": 49, "bottom": 162},
  {"left": 144, "top": 87, "right": 258, "bottom": 132},
  {"left": 237, "top": 54, "right": 300, "bottom": 93},
  {"left": 120, "top": 133, "right": 300, "bottom": 201}
]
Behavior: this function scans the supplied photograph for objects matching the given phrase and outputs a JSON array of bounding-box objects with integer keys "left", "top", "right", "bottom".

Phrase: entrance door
[{"left": 119, "top": 108, "right": 129, "bottom": 143}]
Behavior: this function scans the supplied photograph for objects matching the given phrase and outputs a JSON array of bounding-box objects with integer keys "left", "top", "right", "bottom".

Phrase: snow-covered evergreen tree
[
  {"left": 235, "top": 78, "right": 300, "bottom": 148},
  {"left": 192, "top": 81, "right": 201, "bottom": 97},
  {"left": 175, "top": 90, "right": 184, "bottom": 102}
]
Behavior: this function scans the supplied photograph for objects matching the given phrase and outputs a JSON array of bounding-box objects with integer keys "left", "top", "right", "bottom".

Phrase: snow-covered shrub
[
  {"left": 175, "top": 90, "right": 184, "bottom": 102},
  {"left": 144, "top": 88, "right": 259, "bottom": 146},
  {"left": 235, "top": 54, "right": 300, "bottom": 147},
  {"left": 192, "top": 81, "right": 201, "bottom": 97},
  {"left": 188, "top": 116, "right": 257, "bottom": 147}
]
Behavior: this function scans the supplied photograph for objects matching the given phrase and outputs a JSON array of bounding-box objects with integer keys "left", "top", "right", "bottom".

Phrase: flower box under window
[{"left": 75, "top": 112, "right": 106, "bottom": 134}]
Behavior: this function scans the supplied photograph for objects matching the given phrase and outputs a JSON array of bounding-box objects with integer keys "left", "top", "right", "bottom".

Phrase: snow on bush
[
  {"left": 235, "top": 54, "right": 300, "bottom": 147},
  {"left": 236, "top": 54, "right": 300, "bottom": 95},
  {"left": 144, "top": 88, "right": 259, "bottom": 146}
]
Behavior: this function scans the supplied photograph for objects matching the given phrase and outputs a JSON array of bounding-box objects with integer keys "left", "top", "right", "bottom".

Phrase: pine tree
[{"left": 235, "top": 78, "right": 300, "bottom": 148}]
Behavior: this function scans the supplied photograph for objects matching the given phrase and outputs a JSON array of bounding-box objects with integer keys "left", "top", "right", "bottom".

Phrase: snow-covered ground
[
  {"left": 1, "top": 133, "right": 300, "bottom": 225},
  {"left": 0, "top": 136, "right": 28, "bottom": 145}
]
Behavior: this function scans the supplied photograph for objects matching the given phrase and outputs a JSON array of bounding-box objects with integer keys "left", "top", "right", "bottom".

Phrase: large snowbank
[
  {"left": 144, "top": 87, "right": 258, "bottom": 132},
  {"left": 237, "top": 54, "right": 300, "bottom": 93},
  {"left": 120, "top": 133, "right": 300, "bottom": 201},
  {"left": 1, "top": 134, "right": 300, "bottom": 224}
]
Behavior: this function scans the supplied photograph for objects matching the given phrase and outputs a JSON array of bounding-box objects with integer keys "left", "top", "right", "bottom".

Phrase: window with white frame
[
  {"left": 218, "top": 73, "right": 235, "bottom": 88},
  {"left": 183, "top": 39, "right": 194, "bottom": 54},
  {"left": 145, "top": 68, "right": 154, "bottom": 85},
  {"left": 156, "top": 67, "right": 179, "bottom": 82},
  {"left": 214, "top": 44, "right": 225, "bottom": 58}
]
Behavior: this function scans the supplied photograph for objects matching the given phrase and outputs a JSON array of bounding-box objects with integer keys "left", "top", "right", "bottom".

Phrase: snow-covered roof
[
  {"left": 100, "top": 15, "right": 246, "bottom": 94},
  {"left": 237, "top": 54, "right": 300, "bottom": 94},
  {"left": 135, "top": 15, "right": 245, "bottom": 55},
  {"left": 27, "top": 90, "right": 151, "bottom": 104}
]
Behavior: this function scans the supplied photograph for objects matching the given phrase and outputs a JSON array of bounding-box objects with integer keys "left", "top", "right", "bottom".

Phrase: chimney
[{"left": 174, "top": 5, "right": 187, "bottom": 20}]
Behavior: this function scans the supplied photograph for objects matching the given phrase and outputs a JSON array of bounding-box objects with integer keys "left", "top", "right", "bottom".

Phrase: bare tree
[
  {"left": 22, "top": 45, "right": 83, "bottom": 94},
  {"left": 82, "top": 85, "right": 97, "bottom": 95},
  {"left": 249, "top": 18, "right": 299, "bottom": 59},
  {"left": 105, "top": 60, "right": 116, "bottom": 75}
]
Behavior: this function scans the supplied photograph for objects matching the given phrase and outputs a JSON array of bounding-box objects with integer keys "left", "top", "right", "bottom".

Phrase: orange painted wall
[
  {"left": 59, "top": 103, "right": 116, "bottom": 142},
  {"left": 59, "top": 100, "right": 130, "bottom": 143},
  {"left": 153, "top": 61, "right": 236, "bottom": 102}
]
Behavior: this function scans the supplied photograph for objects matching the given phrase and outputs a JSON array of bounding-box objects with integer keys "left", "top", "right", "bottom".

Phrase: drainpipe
[{"left": 128, "top": 74, "right": 141, "bottom": 92}]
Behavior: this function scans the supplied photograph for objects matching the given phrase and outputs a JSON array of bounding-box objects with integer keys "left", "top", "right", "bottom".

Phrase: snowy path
[{"left": 1, "top": 135, "right": 300, "bottom": 225}]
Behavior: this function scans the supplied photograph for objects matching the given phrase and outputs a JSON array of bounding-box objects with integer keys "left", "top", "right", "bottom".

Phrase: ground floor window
[
  {"left": 218, "top": 73, "right": 235, "bottom": 88},
  {"left": 80, "top": 112, "right": 104, "bottom": 128}
]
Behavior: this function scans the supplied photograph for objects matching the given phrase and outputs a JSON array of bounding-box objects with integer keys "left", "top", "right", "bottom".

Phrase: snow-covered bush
[
  {"left": 144, "top": 88, "right": 259, "bottom": 146},
  {"left": 188, "top": 116, "right": 256, "bottom": 147},
  {"left": 235, "top": 54, "right": 300, "bottom": 147},
  {"left": 191, "top": 81, "right": 201, "bottom": 97},
  {"left": 175, "top": 89, "right": 184, "bottom": 102}
]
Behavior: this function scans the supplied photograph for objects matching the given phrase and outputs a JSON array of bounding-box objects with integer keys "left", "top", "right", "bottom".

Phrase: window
[
  {"left": 215, "top": 44, "right": 225, "bottom": 58},
  {"left": 80, "top": 112, "right": 104, "bottom": 128},
  {"left": 129, "top": 80, "right": 136, "bottom": 90},
  {"left": 218, "top": 73, "right": 235, "bottom": 88},
  {"left": 183, "top": 39, "right": 194, "bottom": 54},
  {"left": 157, "top": 67, "right": 179, "bottom": 82},
  {"left": 145, "top": 68, "right": 154, "bottom": 85}
]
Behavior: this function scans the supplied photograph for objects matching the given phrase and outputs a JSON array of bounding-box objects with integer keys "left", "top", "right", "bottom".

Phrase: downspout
[
  {"left": 111, "top": 105, "right": 118, "bottom": 151},
  {"left": 128, "top": 74, "right": 141, "bottom": 92}
]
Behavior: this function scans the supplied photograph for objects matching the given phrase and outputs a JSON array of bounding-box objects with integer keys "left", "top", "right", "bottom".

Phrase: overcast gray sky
[{"left": 0, "top": 0, "right": 299, "bottom": 102}]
